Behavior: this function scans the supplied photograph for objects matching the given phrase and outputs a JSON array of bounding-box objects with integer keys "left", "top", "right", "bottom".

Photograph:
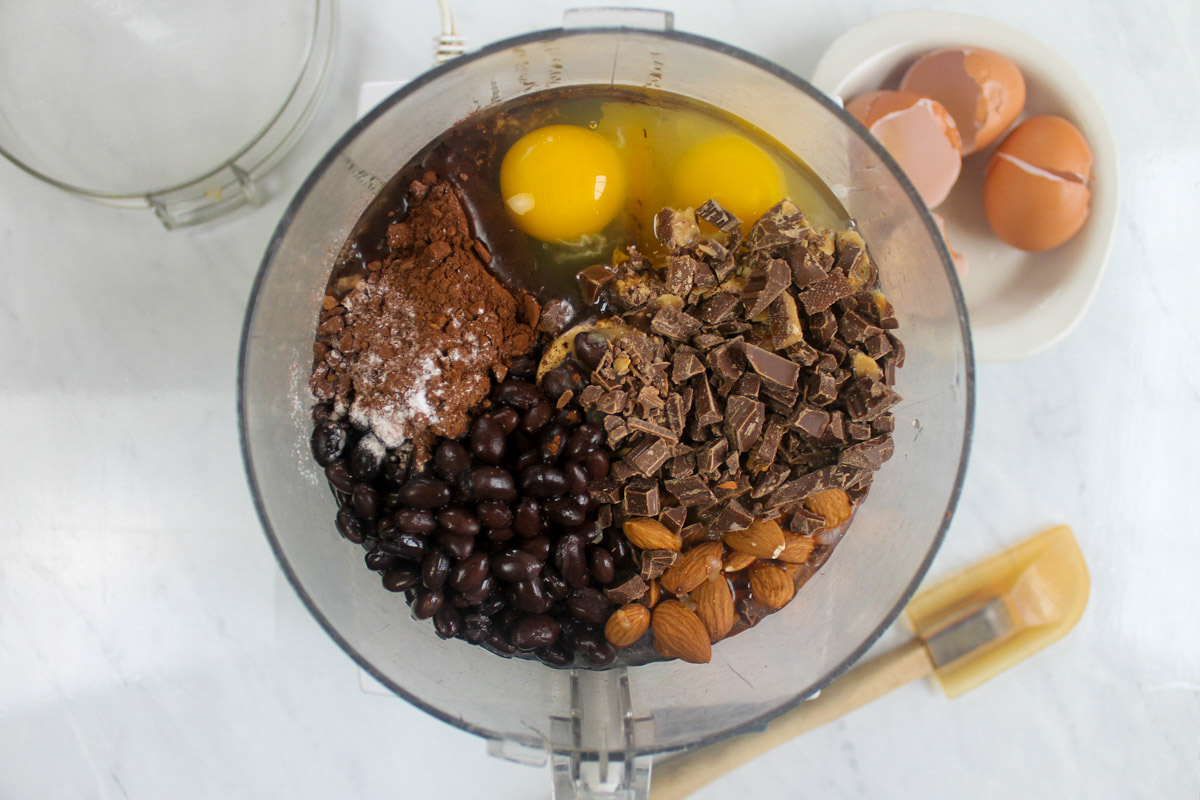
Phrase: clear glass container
[
  {"left": 0, "top": 0, "right": 337, "bottom": 229},
  {"left": 239, "top": 12, "right": 972, "bottom": 798}
]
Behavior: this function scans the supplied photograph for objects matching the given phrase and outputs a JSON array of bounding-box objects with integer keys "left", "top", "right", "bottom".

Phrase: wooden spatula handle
[{"left": 648, "top": 639, "right": 936, "bottom": 800}]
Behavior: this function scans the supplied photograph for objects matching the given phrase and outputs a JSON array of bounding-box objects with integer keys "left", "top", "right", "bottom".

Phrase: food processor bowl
[{"left": 239, "top": 12, "right": 972, "bottom": 798}]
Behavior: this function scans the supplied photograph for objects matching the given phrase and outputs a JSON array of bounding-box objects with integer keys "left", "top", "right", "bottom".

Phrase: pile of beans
[{"left": 310, "top": 356, "right": 637, "bottom": 667}]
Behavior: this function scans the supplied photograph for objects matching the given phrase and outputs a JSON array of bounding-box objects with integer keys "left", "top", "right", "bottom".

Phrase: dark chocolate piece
[
  {"left": 696, "top": 437, "right": 729, "bottom": 475},
  {"left": 822, "top": 410, "right": 847, "bottom": 444},
  {"left": 871, "top": 415, "right": 896, "bottom": 435},
  {"left": 741, "top": 258, "right": 791, "bottom": 318},
  {"left": 664, "top": 474, "right": 717, "bottom": 508},
  {"left": 803, "top": 371, "right": 838, "bottom": 406},
  {"left": 665, "top": 393, "right": 687, "bottom": 434},
  {"left": 838, "top": 434, "right": 895, "bottom": 470},
  {"left": 605, "top": 574, "right": 648, "bottom": 604},
  {"left": 623, "top": 477, "right": 661, "bottom": 517},
  {"left": 577, "top": 264, "right": 617, "bottom": 306},
  {"left": 732, "top": 373, "right": 761, "bottom": 397},
  {"left": 765, "top": 466, "right": 838, "bottom": 509},
  {"left": 864, "top": 333, "right": 892, "bottom": 359},
  {"left": 654, "top": 207, "right": 700, "bottom": 251},
  {"left": 665, "top": 254, "right": 697, "bottom": 297},
  {"left": 597, "top": 504, "right": 613, "bottom": 529},
  {"left": 658, "top": 507, "right": 688, "bottom": 535},
  {"left": 696, "top": 198, "right": 741, "bottom": 233},
  {"left": 746, "top": 416, "right": 786, "bottom": 473},
  {"left": 697, "top": 292, "right": 739, "bottom": 324},
  {"left": 577, "top": 384, "right": 604, "bottom": 409},
  {"left": 691, "top": 332, "right": 725, "bottom": 351},
  {"left": 808, "top": 310, "right": 838, "bottom": 346},
  {"left": 595, "top": 390, "right": 628, "bottom": 415},
  {"left": 706, "top": 340, "right": 745, "bottom": 383},
  {"left": 847, "top": 421, "right": 872, "bottom": 441},
  {"left": 705, "top": 498, "right": 754, "bottom": 534},
  {"left": 610, "top": 459, "right": 635, "bottom": 484},
  {"left": 876, "top": 293, "right": 899, "bottom": 329},
  {"left": 839, "top": 310, "right": 884, "bottom": 344},
  {"left": 603, "top": 415, "right": 630, "bottom": 447},
  {"left": 843, "top": 376, "right": 902, "bottom": 421},
  {"left": 797, "top": 273, "right": 854, "bottom": 315},
  {"left": 825, "top": 338, "right": 849, "bottom": 363},
  {"left": 692, "top": 376, "right": 722, "bottom": 426},
  {"left": 725, "top": 395, "right": 765, "bottom": 453},
  {"left": 628, "top": 417, "right": 679, "bottom": 443},
  {"left": 788, "top": 506, "right": 825, "bottom": 535},
  {"left": 751, "top": 462, "right": 791, "bottom": 499},
  {"left": 887, "top": 333, "right": 906, "bottom": 366},
  {"left": 713, "top": 473, "right": 752, "bottom": 502},
  {"left": 590, "top": 478, "right": 622, "bottom": 504},
  {"left": 625, "top": 436, "right": 674, "bottom": 476},
  {"left": 640, "top": 549, "right": 679, "bottom": 581},
  {"left": 742, "top": 343, "right": 800, "bottom": 391},
  {"left": 784, "top": 338, "right": 820, "bottom": 367},
  {"left": 667, "top": 452, "right": 696, "bottom": 478},
  {"left": 745, "top": 200, "right": 807, "bottom": 251},
  {"left": 786, "top": 243, "right": 829, "bottom": 288}
]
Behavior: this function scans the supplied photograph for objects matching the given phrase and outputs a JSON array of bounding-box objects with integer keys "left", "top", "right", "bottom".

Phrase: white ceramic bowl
[{"left": 813, "top": 10, "right": 1118, "bottom": 362}]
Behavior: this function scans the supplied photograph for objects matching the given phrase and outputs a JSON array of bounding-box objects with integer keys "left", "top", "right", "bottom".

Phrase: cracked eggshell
[
  {"left": 984, "top": 115, "right": 1092, "bottom": 252},
  {"left": 901, "top": 47, "right": 1026, "bottom": 155},
  {"left": 845, "top": 90, "right": 962, "bottom": 208}
]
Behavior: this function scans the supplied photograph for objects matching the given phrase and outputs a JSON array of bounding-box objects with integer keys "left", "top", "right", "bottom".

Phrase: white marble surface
[{"left": 1, "top": 0, "right": 1197, "bottom": 798}]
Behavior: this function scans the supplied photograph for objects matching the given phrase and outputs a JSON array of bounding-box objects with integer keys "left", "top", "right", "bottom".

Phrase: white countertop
[{"left": 2, "top": 1, "right": 1197, "bottom": 798}]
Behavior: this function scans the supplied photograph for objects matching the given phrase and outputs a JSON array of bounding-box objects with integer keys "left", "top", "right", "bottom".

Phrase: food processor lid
[{"left": 0, "top": 0, "right": 336, "bottom": 228}]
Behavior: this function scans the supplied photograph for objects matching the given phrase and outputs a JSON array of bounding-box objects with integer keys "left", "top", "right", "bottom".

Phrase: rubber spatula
[{"left": 649, "top": 525, "right": 1089, "bottom": 800}]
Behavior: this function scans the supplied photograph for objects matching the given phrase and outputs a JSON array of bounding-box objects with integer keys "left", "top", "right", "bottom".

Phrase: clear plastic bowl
[{"left": 238, "top": 14, "right": 972, "bottom": 797}]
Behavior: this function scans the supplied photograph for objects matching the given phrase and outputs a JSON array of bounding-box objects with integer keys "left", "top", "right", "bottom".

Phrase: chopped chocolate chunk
[
  {"left": 768, "top": 293, "right": 805, "bottom": 350},
  {"left": 814, "top": 352, "right": 838, "bottom": 373},
  {"left": 696, "top": 437, "right": 729, "bottom": 474},
  {"left": 603, "top": 415, "right": 631, "bottom": 447},
  {"left": 577, "top": 264, "right": 617, "bottom": 306},
  {"left": 864, "top": 332, "right": 892, "bottom": 359},
  {"left": 695, "top": 237, "right": 729, "bottom": 262},
  {"left": 628, "top": 417, "right": 679, "bottom": 442},
  {"left": 746, "top": 416, "right": 786, "bottom": 473},
  {"left": 822, "top": 410, "right": 847, "bottom": 443},
  {"left": 696, "top": 198, "right": 741, "bottom": 233},
  {"left": 723, "top": 449, "right": 741, "bottom": 475},
  {"left": 843, "top": 376, "right": 902, "bottom": 421},
  {"left": 691, "top": 332, "right": 725, "bottom": 351},
  {"left": 751, "top": 462, "right": 791, "bottom": 499},
  {"left": 825, "top": 338, "right": 849, "bottom": 363},
  {"left": 847, "top": 421, "right": 872, "bottom": 441},
  {"left": 788, "top": 506, "right": 825, "bottom": 535},
  {"left": 738, "top": 595, "right": 775, "bottom": 627},
  {"left": 706, "top": 340, "right": 745, "bottom": 383},
  {"left": 705, "top": 498, "right": 754, "bottom": 534},
  {"left": 597, "top": 504, "right": 613, "bottom": 529},
  {"left": 871, "top": 415, "right": 896, "bottom": 435},
  {"left": 745, "top": 200, "right": 807, "bottom": 251},
  {"left": 711, "top": 252, "right": 739, "bottom": 282},
  {"left": 713, "top": 320, "right": 751, "bottom": 335},
  {"left": 741, "top": 258, "right": 792, "bottom": 318},
  {"left": 875, "top": 292, "right": 899, "bottom": 329},
  {"left": 713, "top": 474, "right": 752, "bottom": 503},
  {"left": 692, "top": 376, "right": 722, "bottom": 426},
  {"left": 665, "top": 254, "right": 697, "bottom": 297},
  {"left": 636, "top": 385, "right": 665, "bottom": 414},
  {"left": 839, "top": 310, "right": 884, "bottom": 344},
  {"left": 664, "top": 474, "right": 717, "bottom": 507},
  {"left": 808, "top": 310, "right": 838, "bottom": 346},
  {"left": 882, "top": 356, "right": 897, "bottom": 386},
  {"left": 786, "top": 243, "right": 829, "bottom": 288},
  {"left": 654, "top": 207, "right": 700, "bottom": 250},
  {"left": 784, "top": 338, "right": 820, "bottom": 367},
  {"left": 665, "top": 394, "right": 687, "bottom": 434},
  {"left": 765, "top": 466, "right": 838, "bottom": 509},
  {"left": 732, "top": 373, "right": 761, "bottom": 397},
  {"left": 803, "top": 371, "right": 839, "bottom": 406},
  {"left": 640, "top": 549, "right": 680, "bottom": 581},
  {"left": 590, "top": 478, "right": 622, "bottom": 504},
  {"left": 797, "top": 273, "right": 854, "bottom": 315},
  {"left": 625, "top": 436, "right": 674, "bottom": 476},
  {"left": 577, "top": 384, "right": 604, "bottom": 409},
  {"left": 839, "top": 434, "right": 895, "bottom": 470},
  {"left": 725, "top": 394, "right": 766, "bottom": 452},
  {"left": 624, "top": 477, "right": 661, "bottom": 516},
  {"left": 887, "top": 333, "right": 906, "bottom": 367},
  {"left": 667, "top": 452, "right": 696, "bottom": 478},
  {"left": 658, "top": 507, "right": 688, "bottom": 535},
  {"left": 697, "top": 292, "right": 740, "bottom": 324},
  {"left": 742, "top": 343, "right": 800, "bottom": 391},
  {"left": 596, "top": 390, "right": 628, "bottom": 415},
  {"left": 605, "top": 574, "right": 648, "bottom": 605},
  {"left": 670, "top": 347, "right": 705, "bottom": 384},
  {"left": 611, "top": 459, "right": 635, "bottom": 484}
]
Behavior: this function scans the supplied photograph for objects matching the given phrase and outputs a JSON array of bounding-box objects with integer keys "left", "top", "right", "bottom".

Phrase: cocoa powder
[{"left": 310, "top": 171, "right": 540, "bottom": 465}]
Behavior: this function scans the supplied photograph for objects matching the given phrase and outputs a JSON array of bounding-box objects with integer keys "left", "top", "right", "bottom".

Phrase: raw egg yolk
[
  {"left": 671, "top": 135, "right": 784, "bottom": 229},
  {"left": 500, "top": 124, "right": 627, "bottom": 243}
]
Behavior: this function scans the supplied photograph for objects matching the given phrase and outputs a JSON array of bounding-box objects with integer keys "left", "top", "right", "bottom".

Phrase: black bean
[
  {"left": 412, "top": 590, "right": 444, "bottom": 619},
  {"left": 574, "top": 520, "right": 602, "bottom": 543},
  {"left": 421, "top": 550, "right": 451, "bottom": 590},
  {"left": 433, "top": 606, "right": 461, "bottom": 639},
  {"left": 520, "top": 400, "right": 554, "bottom": 435},
  {"left": 563, "top": 461, "right": 590, "bottom": 495},
  {"left": 490, "top": 407, "right": 520, "bottom": 435},
  {"left": 571, "top": 492, "right": 592, "bottom": 512},
  {"left": 601, "top": 528, "right": 634, "bottom": 567},
  {"left": 466, "top": 575, "right": 495, "bottom": 604},
  {"left": 513, "top": 449, "right": 541, "bottom": 473},
  {"left": 349, "top": 435, "right": 384, "bottom": 480},
  {"left": 541, "top": 568, "right": 570, "bottom": 601},
  {"left": 438, "top": 531, "right": 476, "bottom": 561},
  {"left": 536, "top": 641, "right": 573, "bottom": 666},
  {"left": 399, "top": 477, "right": 451, "bottom": 508},
  {"left": 538, "top": 424, "right": 569, "bottom": 463},
  {"left": 382, "top": 455, "right": 409, "bottom": 487},
  {"left": 382, "top": 565, "right": 420, "bottom": 592},
  {"left": 497, "top": 607, "right": 523, "bottom": 634},
  {"left": 437, "top": 506, "right": 481, "bottom": 537},
  {"left": 510, "top": 579, "right": 552, "bottom": 614},
  {"left": 311, "top": 420, "right": 348, "bottom": 466},
  {"left": 470, "top": 416, "right": 507, "bottom": 465},
  {"left": 365, "top": 547, "right": 399, "bottom": 571},
  {"left": 495, "top": 379, "right": 543, "bottom": 410},
  {"left": 448, "top": 552, "right": 490, "bottom": 593},
  {"left": 566, "top": 587, "right": 612, "bottom": 625},
  {"left": 520, "top": 535, "right": 553, "bottom": 562},
  {"left": 352, "top": 484, "right": 381, "bottom": 520},
  {"left": 382, "top": 491, "right": 405, "bottom": 512},
  {"left": 454, "top": 467, "right": 475, "bottom": 503},
  {"left": 587, "top": 546, "right": 616, "bottom": 584},
  {"left": 573, "top": 332, "right": 608, "bottom": 372},
  {"left": 541, "top": 363, "right": 581, "bottom": 400},
  {"left": 493, "top": 550, "right": 544, "bottom": 583},
  {"left": 311, "top": 401, "right": 334, "bottom": 423},
  {"left": 487, "top": 527, "right": 515, "bottom": 543},
  {"left": 470, "top": 467, "right": 517, "bottom": 502},
  {"left": 519, "top": 465, "right": 568, "bottom": 498},
  {"left": 433, "top": 440, "right": 471, "bottom": 481},
  {"left": 546, "top": 498, "right": 585, "bottom": 526},
  {"left": 336, "top": 507, "right": 366, "bottom": 544},
  {"left": 584, "top": 451, "right": 610, "bottom": 481},
  {"left": 511, "top": 614, "right": 560, "bottom": 651},
  {"left": 508, "top": 356, "right": 538, "bottom": 380},
  {"left": 555, "top": 532, "right": 589, "bottom": 589},
  {"left": 555, "top": 407, "right": 584, "bottom": 427},
  {"left": 512, "top": 499, "right": 542, "bottom": 538},
  {"left": 394, "top": 508, "right": 437, "bottom": 534},
  {"left": 486, "top": 629, "right": 517, "bottom": 655},
  {"left": 325, "top": 460, "right": 355, "bottom": 493},
  {"left": 379, "top": 532, "right": 425, "bottom": 559},
  {"left": 565, "top": 424, "right": 603, "bottom": 461},
  {"left": 573, "top": 628, "right": 617, "bottom": 667},
  {"left": 461, "top": 613, "right": 492, "bottom": 644},
  {"left": 478, "top": 591, "right": 506, "bottom": 617},
  {"left": 477, "top": 501, "right": 512, "bottom": 530}
]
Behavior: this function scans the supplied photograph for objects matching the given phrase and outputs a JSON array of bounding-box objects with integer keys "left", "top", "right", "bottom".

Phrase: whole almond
[
  {"left": 624, "top": 517, "right": 683, "bottom": 551},
  {"left": 804, "top": 489, "right": 852, "bottom": 530},
  {"left": 749, "top": 561, "right": 795, "bottom": 609},
  {"left": 722, "top": 550, "right": 757, "bottom": 573},
  {"left": 777, "top": 532, "right": 816, "bottom": 564},
  {"left": 660, "top": 542, "right": 724, "bottom": 596},
  {"left": 638, "top": 578, "right": 662, "bottom": 609},
  {"left": 691, "top": 576, "right": 735, "bottom": 642},
  {"left": 651, "top": 600, "right": 712, "bottom": 663},
  {"left": 604, "top": 603, "right": 651, "bottom": 648},
  {"left": 723, "top": 518, "right": 786, "bottom": 558}
]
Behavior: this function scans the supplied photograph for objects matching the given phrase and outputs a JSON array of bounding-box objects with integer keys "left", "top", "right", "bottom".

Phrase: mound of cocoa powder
[{"left": 310, "top": 171, "right": 541, "bottom": 465}]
